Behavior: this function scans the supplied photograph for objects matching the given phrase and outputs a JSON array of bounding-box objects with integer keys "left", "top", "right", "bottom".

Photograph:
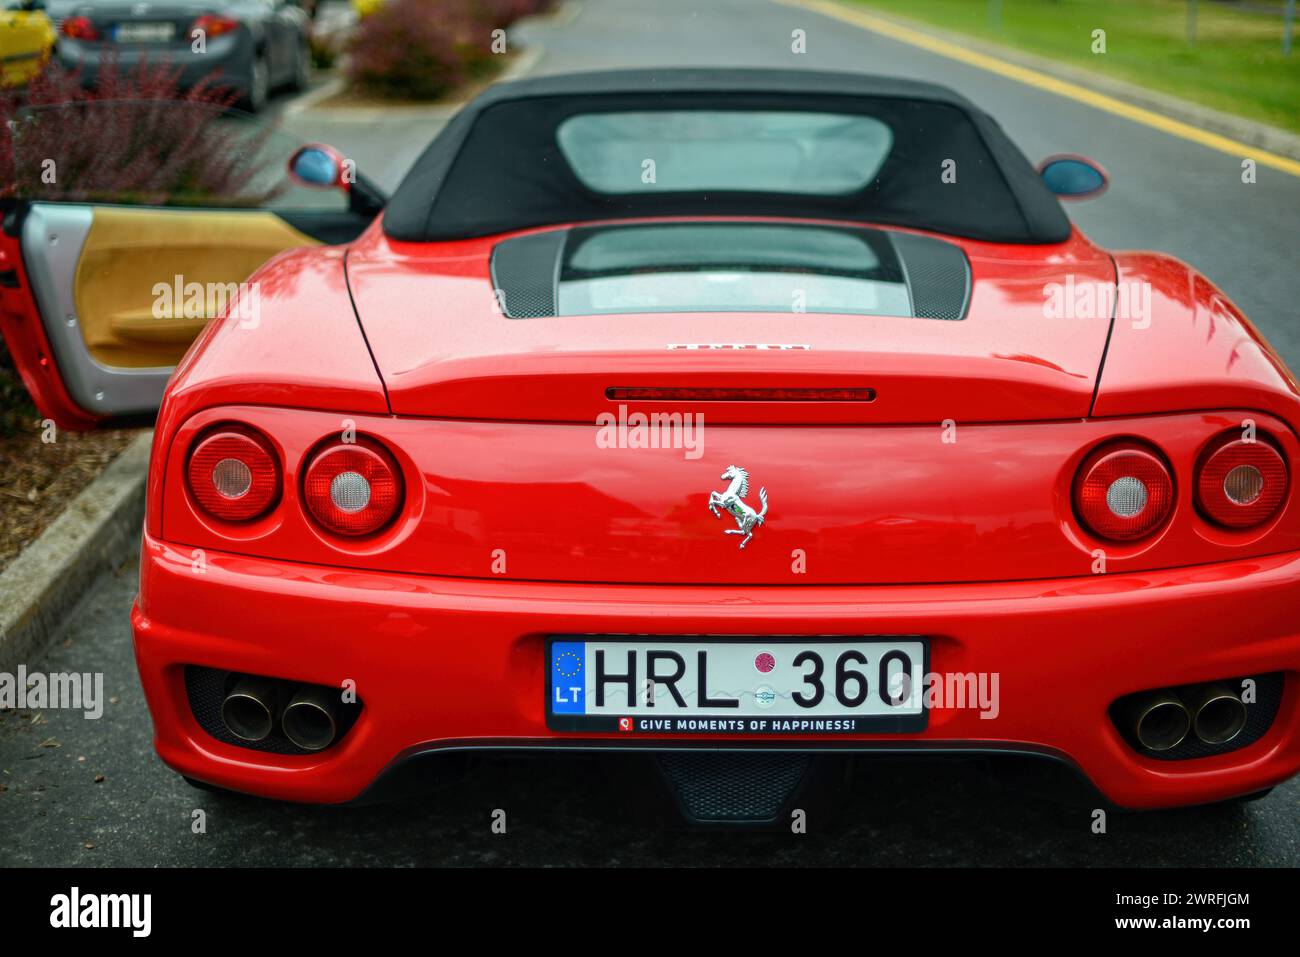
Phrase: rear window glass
[
  {"left": 556, "top": 223, "right": 912, "bottom": 316},
  {"left": 556, "top": 111, "right": 893, "bottom": 196}
]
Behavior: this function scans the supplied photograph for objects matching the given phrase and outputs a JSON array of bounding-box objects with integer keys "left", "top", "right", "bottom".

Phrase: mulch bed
[
  {"left": 316, "top": 53, "right": 513, "bottom": 110},
  {"left": 0, "top": 423, "right": 139, "bottom": 574}
]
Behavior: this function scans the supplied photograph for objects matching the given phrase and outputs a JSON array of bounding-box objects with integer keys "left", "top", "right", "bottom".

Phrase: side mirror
[
  {"left": 1038, "top": 154, "right": 1108, "bottom": 201},
  {"left": 288, "top": 143, "right": 351, "bottom": 192}
]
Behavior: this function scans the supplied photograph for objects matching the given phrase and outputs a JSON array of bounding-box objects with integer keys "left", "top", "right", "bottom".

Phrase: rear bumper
[
  {"left": 132, "top": 534, "right": 1300, "bottom": 808},
  {"left": 57, "top": 36, "right": 251, "bottom": 91}
]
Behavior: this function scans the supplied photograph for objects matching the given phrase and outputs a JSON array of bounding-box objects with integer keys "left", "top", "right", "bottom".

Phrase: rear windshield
[
  {"left": 556, "top": 223, "right": 911, "bottom": 316},
  {"left": 556, "top": 111, "right": 893, "bottom": 196}
]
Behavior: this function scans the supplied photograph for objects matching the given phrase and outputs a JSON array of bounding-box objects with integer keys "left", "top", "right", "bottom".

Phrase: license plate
[
  {"left": 546, "top": 636, "right": 928, "bottom": 734},
  {"left": 114, "top": 22, "right": 176, "bottom": 43}
]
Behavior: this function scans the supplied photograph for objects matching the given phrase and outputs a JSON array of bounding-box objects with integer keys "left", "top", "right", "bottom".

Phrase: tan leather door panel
[{"left": 74, "top": 207, "right": 319, "bottom": 369}]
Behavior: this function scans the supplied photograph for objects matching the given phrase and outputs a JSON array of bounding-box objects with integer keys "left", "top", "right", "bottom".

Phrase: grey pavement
[{"left": 2, "top": 0, "right": 1299, "bottom": 866}]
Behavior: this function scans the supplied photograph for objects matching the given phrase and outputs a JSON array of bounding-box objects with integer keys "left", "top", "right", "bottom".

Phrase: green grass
[{"left": 850, "top": 0, "right": 1300, "bottom": 133}]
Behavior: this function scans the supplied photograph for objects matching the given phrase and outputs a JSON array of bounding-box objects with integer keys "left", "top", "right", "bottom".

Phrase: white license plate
[
  {"left": 547, "top": 637, "right": 927, "bottom": 735},
  {"left": 115, "top": 22, "right": 176, "bottom": 43}
]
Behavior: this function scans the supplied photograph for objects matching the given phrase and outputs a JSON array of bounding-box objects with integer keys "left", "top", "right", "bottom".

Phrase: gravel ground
[{"left": 0, "top": 426, "right": 138, "bottom": 574}]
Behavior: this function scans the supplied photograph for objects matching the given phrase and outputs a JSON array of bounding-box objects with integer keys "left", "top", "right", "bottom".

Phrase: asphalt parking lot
[{"left": 3, "top": 0, "right": 1300, "bottom": 866}]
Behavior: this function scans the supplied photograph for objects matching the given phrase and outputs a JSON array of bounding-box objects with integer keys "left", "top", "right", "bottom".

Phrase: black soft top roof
[{"left": 383, "top": 68, "right": 1072, "bottom": 245}]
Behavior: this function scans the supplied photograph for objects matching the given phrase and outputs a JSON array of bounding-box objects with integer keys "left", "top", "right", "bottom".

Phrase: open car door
[{"left": 0, "top": 100, "right": 385, "bottom": 430}]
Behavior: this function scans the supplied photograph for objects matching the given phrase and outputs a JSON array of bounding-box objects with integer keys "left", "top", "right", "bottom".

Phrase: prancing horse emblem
[{"left": 708, "top": 465, "right": 769, "bottom": 549}]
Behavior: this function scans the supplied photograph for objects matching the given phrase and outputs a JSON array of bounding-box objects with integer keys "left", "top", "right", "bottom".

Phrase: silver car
[{"left": 52, "top": 0, "right": 312, "bottom": 111}]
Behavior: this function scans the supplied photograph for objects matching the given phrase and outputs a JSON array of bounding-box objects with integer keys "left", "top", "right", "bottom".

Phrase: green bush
[{"left": 345, "top": 0, "right": 551, "bottom": 101}]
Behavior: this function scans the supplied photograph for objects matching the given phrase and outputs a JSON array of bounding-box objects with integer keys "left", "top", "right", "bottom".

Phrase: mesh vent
[
  {"left": 184, "top": 666, "right": 357, "bottom": 756},
  {"left": 1111, "top": 672, "right": 1283, "bottom": 761},
  {"left": 656, "top": 752, "right": 812, "bottom": 823},
  {"left": 890, "top": 230, "right": 971, "bottom": 321},
  {"left": 489, "top": 229, "right": 565, "bottom": 318}
]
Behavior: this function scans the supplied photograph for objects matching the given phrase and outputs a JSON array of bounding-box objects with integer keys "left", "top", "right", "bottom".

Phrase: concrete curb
[
  {"left": 0, "top": 431, "right": 152, "bottom": 674},
  {"left": 817, "top": 2, "right": 1300, "bottom": 162}
]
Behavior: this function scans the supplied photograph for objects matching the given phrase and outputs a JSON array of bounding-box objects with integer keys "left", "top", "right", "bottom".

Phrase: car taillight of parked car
[
  {"left": 1073, "top": 442, "right": 1175, "bottom": 542},
  {"left": 1195, "top": 433, "right": 1288, "bottom": 529},
  {"left": 190, "top": 14, "right": 240, "bottom": 39},
  {"left": 186, "top": 426, "right": 281, "bottom": 522},
  {"left": 301, "top": 439, "right": 403, "bottom": 537},
  {"left": 61, "top": 16, "right": 99, "bottom": 41}
]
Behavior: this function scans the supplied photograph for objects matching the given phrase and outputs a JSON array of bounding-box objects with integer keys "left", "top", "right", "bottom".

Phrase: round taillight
[
  {"left": 1196, "top": 435, "right": 1287, "bottom": 528},
  {"left": 1073, "top": 443, "right": 1174, "bottom": 542},
  {"left": 302, "top": 439, "right": 402, "bottom": 536},
  {"left": 187, "top": 427, "right": 280, "bottom": 522}
]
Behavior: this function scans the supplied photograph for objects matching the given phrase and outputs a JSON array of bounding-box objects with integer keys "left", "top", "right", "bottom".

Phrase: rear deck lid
[{"left": 347, "top": 219, "right": 1115, "bottom": 424}]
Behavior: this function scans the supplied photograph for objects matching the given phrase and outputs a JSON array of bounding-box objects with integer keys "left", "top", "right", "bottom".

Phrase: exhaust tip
[
  {"left": 282, "top": 688, "right": 339, "bottom": 751},
  {"left": 1192, "top": 687, "right": 1248, "bottom": 745},
  {"left": 221, "top": 676, "right": 278, "bottom": 742},
  {"left": 1132, "top": 695, "right": 1191, "bottom": 752}
]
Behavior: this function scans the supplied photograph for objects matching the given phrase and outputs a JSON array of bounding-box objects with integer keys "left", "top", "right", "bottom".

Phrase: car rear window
[
  {"left": 556, "top": 111, "right": 893, "bottom": 196},
  {"left": 555, "top": 222, "right": 912, "bottom": 316}
]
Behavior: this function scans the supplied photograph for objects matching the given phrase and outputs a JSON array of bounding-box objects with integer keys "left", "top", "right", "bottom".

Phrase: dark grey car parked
[{"left": 53, "top": 0, "right": 312, "bottom": 111}]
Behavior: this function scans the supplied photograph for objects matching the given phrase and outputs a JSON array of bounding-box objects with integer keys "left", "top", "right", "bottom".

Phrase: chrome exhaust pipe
[
  {"left": 282, "top": 686, "right": 341, "bottom": 751},
  {"left": 221, "top": 675, "right": 280, "bottom": 742},
  {"left": 1188, "top": 684, "right": 1248, "bottom": 745},
  {"left": 1127, "top": 692, "right": 1191, "bottom": 752}
]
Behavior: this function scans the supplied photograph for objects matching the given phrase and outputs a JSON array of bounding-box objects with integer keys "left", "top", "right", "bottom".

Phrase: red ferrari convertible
[{"left": 3, "top": 70, "right": 1297, "bottom": 820}]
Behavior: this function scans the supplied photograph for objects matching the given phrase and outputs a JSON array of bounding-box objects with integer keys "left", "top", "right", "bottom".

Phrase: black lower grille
[{"left": 656, "top": 752, "right": 813, "bottom": 823}]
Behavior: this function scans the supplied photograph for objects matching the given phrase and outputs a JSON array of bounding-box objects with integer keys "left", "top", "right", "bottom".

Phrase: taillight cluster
[
  {"left": 301, "top": 440, "right": 402, "bottom": 536},
  {"left": 1073, "top": 443, "right": 1173, "bottom": 541},
  {"left": 1073, "top": 433, "right": 1289, "bottom": 543},
  {"left": 190, "top": 13, "right": 240, "bottom": 39},
  {"left": 1195, "top": 436, "right": 1287, "bottom": 528},
  {"left": 185, "top": 426, "right": 403, "bottom": 537},
  {"left": 60, "top": 16, "right": 99, "bottom": 40},
  {"left": 186, "top": 427, "right": 280, "bottom": 522}
]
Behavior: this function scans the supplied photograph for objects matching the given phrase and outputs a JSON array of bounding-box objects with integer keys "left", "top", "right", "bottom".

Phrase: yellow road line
[{"left": 779, "top": 0, "right": 1300, "bottom": 178}]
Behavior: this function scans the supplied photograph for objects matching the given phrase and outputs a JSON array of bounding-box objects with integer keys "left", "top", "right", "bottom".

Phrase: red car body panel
[
  {"left": 1093, "top": 251, "right": 1300, "bottom": 422},
  {"left": 0, "top": 228, "right": 101, "bottom": 432},
  {"left": 132, "top": 534, "right": 1300, "bottom": 809},
  {"left": 11, "top": 190, "right": 1299, "bottom": 807},
  {"left": 115, "top": 212, "right": 1300, "bottom": 809},
  {"left": 348, "top": 220, "right": 1115, "bottom": 425},
  {"left": 145, "top": 245, "right": 388, "bottom": 539},
  {"left": 153, "top": 404, "right": 1300, "bottom": 586},
  {"left": 161, "top": 245, "right": 389, "bottom": 423}
]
